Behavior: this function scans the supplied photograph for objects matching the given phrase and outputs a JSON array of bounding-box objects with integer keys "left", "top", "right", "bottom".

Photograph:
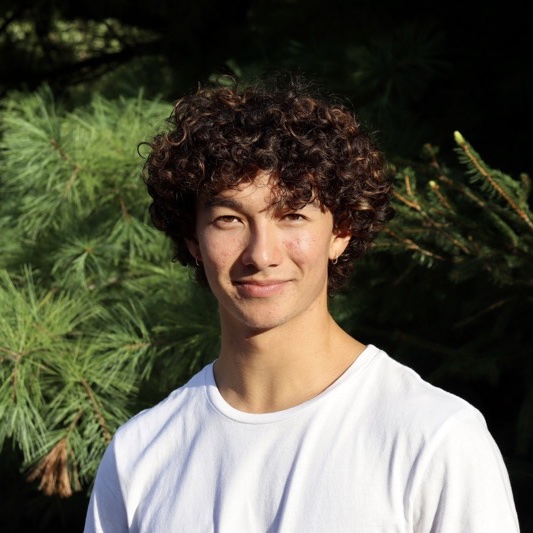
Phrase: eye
[
  {"left": 282, "top": 213, "right": 307, "bottom": 222},
  {"left": 213, "top": 215, "right": 242, "bottom": 226}
]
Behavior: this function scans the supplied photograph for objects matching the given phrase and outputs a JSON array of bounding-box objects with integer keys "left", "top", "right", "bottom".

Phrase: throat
[{"left": 213, "top": 328, "right": 365, "bottom": 414}]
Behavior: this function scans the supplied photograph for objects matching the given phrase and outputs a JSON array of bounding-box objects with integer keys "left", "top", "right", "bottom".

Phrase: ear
[
  {"left": 329, "top": 228, "right": 351, "bottom": 261},
  {"left": 185, "top": 238, "right": 202, "bottom": 262}
]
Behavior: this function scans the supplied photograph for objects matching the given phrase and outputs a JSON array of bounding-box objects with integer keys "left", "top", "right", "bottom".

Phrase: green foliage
[
  {"left": 380, "top": 132, "right": 533, "bottom": 286},
  {"left": 0, "top": 87, "right": 220, "bottom": 498}
]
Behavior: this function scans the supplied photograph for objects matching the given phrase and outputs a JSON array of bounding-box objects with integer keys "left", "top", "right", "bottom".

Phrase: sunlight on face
[{"left": 187, "top": 173, "right": 351, "bottom": 333}]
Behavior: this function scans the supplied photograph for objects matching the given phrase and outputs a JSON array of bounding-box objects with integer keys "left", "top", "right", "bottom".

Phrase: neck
[{"left": 214, "top": 311, "right": 365, "bottom": 413}]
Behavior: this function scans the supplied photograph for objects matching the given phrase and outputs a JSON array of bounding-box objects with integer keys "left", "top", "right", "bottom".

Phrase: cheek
[
  {"left": 201, "top": 235, "right": 243, "bottom": 272},
  {"left": 284, "top": 234, "right": 327, "bottom": 262}
]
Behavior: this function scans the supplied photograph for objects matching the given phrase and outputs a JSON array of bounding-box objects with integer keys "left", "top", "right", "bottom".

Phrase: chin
[{"left": 230, "top": 308, "right": 298, "bottom": 333}]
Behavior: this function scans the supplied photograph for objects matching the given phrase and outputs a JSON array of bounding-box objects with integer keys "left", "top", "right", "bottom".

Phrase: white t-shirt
[{"left": 84, "top": 345, "right": 519, "bottom": 532}]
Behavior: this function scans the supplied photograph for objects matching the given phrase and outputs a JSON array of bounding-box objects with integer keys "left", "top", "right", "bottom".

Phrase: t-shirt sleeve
[
  {"left": 411, "top": 409, "right": 520, "bottom": 532},
  {"left": 83, "top": 437, "right": 129, "bottom": 533}
]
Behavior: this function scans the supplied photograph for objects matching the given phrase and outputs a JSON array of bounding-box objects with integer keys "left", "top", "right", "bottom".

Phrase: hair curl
[{"left": 142, "top": 74, "right": 394, "bottom": 293}]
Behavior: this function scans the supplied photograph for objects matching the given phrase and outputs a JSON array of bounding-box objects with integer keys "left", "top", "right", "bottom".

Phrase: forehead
[
  {"left": 209, "top": 173, "right": 274, "bottom": 204},
  {"left": 199, "top": 172, "right": 321, "bottom": 212}
]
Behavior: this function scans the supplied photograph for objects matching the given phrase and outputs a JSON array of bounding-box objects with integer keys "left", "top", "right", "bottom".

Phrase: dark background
[{"left": 1, "top": 0, "right": 531, "bottom": 176}]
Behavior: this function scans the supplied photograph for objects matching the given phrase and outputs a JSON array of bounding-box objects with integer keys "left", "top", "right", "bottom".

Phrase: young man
[{"left": 84, "top": 76, "right": 519, "bottom": 532}]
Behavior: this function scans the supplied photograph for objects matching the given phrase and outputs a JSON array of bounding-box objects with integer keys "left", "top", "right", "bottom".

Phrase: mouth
[{"left": 233, "top": 279, "right": 289, "bottom": 298}]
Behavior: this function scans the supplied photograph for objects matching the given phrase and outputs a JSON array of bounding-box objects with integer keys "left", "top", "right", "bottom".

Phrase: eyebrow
[
  {"left": 200, "top": 196, "right": 323, "bottom": 217},
  {"left": 202, "top": 197, "right": 244, "bottom": 210}
]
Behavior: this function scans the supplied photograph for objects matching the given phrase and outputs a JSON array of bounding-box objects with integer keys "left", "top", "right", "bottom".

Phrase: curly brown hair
[{"left": 142, "top": 74, "right": 394, "bottom": 293}]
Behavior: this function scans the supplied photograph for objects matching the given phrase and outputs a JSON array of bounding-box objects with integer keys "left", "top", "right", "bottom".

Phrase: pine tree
[
  {"left": 381, "top": 132, "right": 532, "bottom": 282},
  {"left": 0, "top": 87, "right": 220, "bottom": 498}
]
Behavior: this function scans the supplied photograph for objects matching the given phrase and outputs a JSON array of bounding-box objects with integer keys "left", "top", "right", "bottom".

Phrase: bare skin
[{"left": 187, "top": 173, "right": 365, "bottom": 413}]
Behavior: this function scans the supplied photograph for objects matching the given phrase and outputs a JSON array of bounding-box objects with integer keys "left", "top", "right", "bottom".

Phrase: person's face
[{"left": 187, "top": 173, "right": 351, "bottom": 333}]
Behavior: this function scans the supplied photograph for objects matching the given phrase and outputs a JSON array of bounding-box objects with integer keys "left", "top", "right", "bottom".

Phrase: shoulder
[
  {"left": 85, "top": 363, "right": 214, "bottom": 527},
  {"left": 112, "top": 363, "right": 212, "bottom": 452},
  {"left": 363, "top": 346, "right": 484, "bottom": 427},
  {"left": 360, "top": 347, "right": 518, "bottom": 530}
]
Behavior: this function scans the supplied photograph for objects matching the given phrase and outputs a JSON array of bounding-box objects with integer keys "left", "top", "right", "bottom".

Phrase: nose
[{"left": 241, "top": 222, "right": 282, "bottom": 270}]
